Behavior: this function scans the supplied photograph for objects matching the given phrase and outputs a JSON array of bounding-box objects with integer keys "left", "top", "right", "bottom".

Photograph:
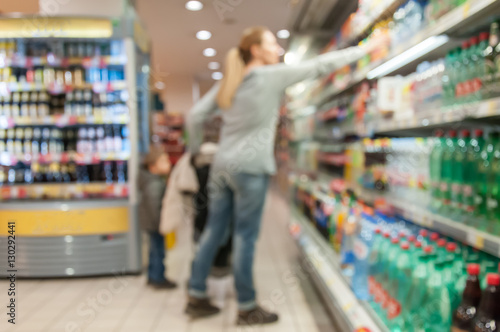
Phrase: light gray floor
[{"left": 0, "top": 191, "right": 334, "bottom": 331}]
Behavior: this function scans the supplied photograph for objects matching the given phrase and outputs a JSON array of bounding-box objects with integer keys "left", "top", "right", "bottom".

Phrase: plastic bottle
[
  {"left": 423, "top": 260, "right": 454, "bottom": 331},
  {"left": 477, "top": 133, "right": 500, "bottom": 230},
  {"left": 464, "top": 129, "right": 485, "bottom": 219},
  {"left": 471, "top": 273, "right": 500, "bottom": 332},
  {"left": 352, "top": 213, "right": 375, "bottom": 301},
  {"left": 380, "top": 237, "right": 401, "bottom": 311},
  {"left": 487, "top": 134, "right": 500, "bottom": 232},
  {"left": 484, "top": 22, "right": 500, "bottom": 99},
  {"left": 474, "top": 32, "right": 490, "bottom": 101},
  {"left": 440, "top": 130, "right": 458, "bottom": 214},
  {"left": 452, "top": 264, "right": 482, "bottom": 332},
  {"left": 451, "top": 129, "right": 471, "bottom": 218},
  {"left": 456, "top": 41, "right": 471, "bottom": 102},
  {"left": 436, "top": 238, "right": 448, "bottom": 260},
  {"left": 404, "top": 246, "right": 437, "bottom": 331},
  {"left": 430, "top": 130, "right": 445, "bottom": 211},
  {"left": 418, "top": 229, "right": 429, "bottom": 245},
  {"left": 387, "top": 242, "right": 412, "bottom": 325}
]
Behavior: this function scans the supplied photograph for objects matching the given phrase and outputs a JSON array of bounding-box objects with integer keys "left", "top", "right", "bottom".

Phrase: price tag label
[
  {"left": 342, "top": 301, "right": 354, "bottom": 313},
  {"left": 488, "top": 100, "right": 496, "bottom": 116},
  {"left": 467, "top": 232, "right": 485, "bottom": 250},
  {"left": 463, "top": 2, "right": 471, "bottom": 18}
]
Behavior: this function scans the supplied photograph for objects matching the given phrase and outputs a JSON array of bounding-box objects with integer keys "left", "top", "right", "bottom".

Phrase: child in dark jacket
[{"left": 138, "top": 146, "right": 176, "bottom": 289}]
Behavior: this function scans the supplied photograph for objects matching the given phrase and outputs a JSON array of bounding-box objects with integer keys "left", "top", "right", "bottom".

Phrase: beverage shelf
[
  {"left": 0, "top": 55, "right": 127, "bottom": 69},
  {"left": 0, "top": 114, "right": 130, "bottom": 129},
  {"left": 373, "top": 97, "right": 500, "bottom": 135},
  {"left": 337, "top": 0, "right": 405, "bottom": 49},
  {"left": 0, "top": 151, "right": 130, "bottom": 166},
  {"left": 290, "top": 206, "right": 388, "bottom": 332},
  {"left": 0, "top": 80, "right": 128, "bottom": 95},
  {"left": 0, "top": 182, "right": 129, "bottom": 201},
  {"left": 313, "top": 0, "right": 500, "bottom": 107}
]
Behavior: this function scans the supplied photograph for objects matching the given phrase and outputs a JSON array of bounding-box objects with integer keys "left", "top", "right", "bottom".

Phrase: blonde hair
[{"left": 217, "top": 26, "right": 269, "bottom": 109}]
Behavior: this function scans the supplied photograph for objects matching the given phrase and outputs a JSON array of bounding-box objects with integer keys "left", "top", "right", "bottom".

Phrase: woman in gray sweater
[{"left": 186, "top": 26, "right": 379, "bottom": 325}]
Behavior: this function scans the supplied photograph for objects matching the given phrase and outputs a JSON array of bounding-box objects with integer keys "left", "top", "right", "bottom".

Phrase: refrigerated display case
[{"left": 0, "top": 11, "right": 151, "bottom": 277}]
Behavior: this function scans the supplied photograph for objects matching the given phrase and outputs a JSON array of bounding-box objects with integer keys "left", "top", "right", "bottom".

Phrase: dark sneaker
[
  {"left": 237, "top": 306, "right": 279, "bottom": 325},
  {"left": 185, "top": 297, "right": 220, "bottom": 318},
  {"left": 148, "top": 279, "right": 177, "bottom": 289}
]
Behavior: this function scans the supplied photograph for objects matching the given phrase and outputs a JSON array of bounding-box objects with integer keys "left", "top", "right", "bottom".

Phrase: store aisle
[{"left": 0, "top": 191, "right": 333, "bottom": 332}]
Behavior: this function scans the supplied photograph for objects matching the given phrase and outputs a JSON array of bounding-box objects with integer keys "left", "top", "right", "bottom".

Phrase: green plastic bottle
[
  {"left": 430, "top": 130, "right": 445, "bottom": 212},
  {"left": 451, "top": 129, "right": 471, "bottom": 218},
  {"left": 474, "top": 32, "right": 490, "bottom": 101},
  {"left": 436, "top": 238, "right": 448, "bottom": 261},
  {"left": 440, "top": 130, "right": 458, "bottom": 214},
  {"left": 403, "top": 246, "right": 436, "bottom": 332},
  {"left": 463, "top": 129, "right": 485, "bottom": 221},
  {"left": 483, "top": 22, "right": 499, "bottom": 99},
  {"left": 456, "top": 41, "right": 470, "bottom": 102},
  {"left": 422, "top": 260, "right": 454, "bottom": 332},
  {"left": 489, "top": 136, "right": 500, "bottom": 233},
  {"left": 383, "top": 237, "right": 401, "bottom": 290},
  {"left": 387, "top": 242, "right": 412, "bottom": 329},
  {"left": 477, "top": 133, "right": 499, "bottom": 229},
  {"left": 443, "top": 49, "right": 456, "bottom": 106}
]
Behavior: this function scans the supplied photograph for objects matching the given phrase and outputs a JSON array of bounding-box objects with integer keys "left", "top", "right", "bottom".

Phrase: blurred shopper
[
  {"left": 186, "top": 26, "right": 382, "bottom": 325},
  {"left": 138, "top": 145, "right": 176, "bottom": 289}
]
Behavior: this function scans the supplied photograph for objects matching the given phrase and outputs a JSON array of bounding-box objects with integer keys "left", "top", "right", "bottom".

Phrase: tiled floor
[{"left": 0, "top": 191, "right": 334, "bottom": 331}]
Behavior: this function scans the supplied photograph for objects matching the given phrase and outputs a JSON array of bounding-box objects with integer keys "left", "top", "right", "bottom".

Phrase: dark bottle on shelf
[
  {"left": 46, "top": 162, "right": 62, "bottom": 183},
  {"left": 452, "top": 264, "right": 482, "bottom": 332},
  {"left": 65, "top": 91, "right": 74, "bottom": 116},
  {"left": 67, "top": 162, "right": 77, "bottom": 182},
  {"left": 31, "top": 162, "right": 43, "bottom": 183},
  {"left": 40, "top": 128, "right": 50, "bottom": 155},
  {"left": 113, "top": 125, "right": 122, "bottom": 152},
  {"left": 0, "top": 166, "right": 6, "bottom": 185},
  {"left": 105, "top": 125, "right": 114, "bottom": 152},
  {"left": 472, "top": 273, "right": 500, "bottom": 332},
  {"left": 88, "top": 163, "right": 100, "bottom": 182},
  {"left": 32, "top": 128, "right": 41, "bottom": 155},
  {"left": 60, "top": 163, "right": 71, "bottom": 183},
  {"left": 87, "top": 127, "right": 96, "bottom": 153},
  {"left": 103, "top": 161, "right": 113, "bottom": 183},
  {"left": 0, "top": 129, "right": 6, "bottom": 153},
  {"left": 115, "top": 161, "right": 126, "bottom": 183},
  {"left": 13, "top": 162, "right": 25, "bottom": 184}
]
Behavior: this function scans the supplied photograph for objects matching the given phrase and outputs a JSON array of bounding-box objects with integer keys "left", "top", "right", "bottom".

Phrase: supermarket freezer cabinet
[
  {"left": 0, "top": 200, "right": 141, "bottom": 277},
  {"left": 0, "top": 15, "right": 150, "bottom": 277}
]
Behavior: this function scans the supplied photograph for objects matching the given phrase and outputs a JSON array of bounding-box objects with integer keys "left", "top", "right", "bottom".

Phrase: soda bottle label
[{"left": 387, "top": 297, "right": 402, "bottom": 319}]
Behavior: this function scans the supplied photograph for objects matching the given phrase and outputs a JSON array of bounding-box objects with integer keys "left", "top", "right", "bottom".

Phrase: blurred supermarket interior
[{"left": 1, "top": 0, "right": 500, "bottom": 331}]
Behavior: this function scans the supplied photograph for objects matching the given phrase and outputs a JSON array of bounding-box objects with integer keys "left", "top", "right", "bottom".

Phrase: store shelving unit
[
  {"left": 282, "top": 0, "right": 500, "bottom": 330},
  {"left": 0, "top": 13, "right": 151, "bottom": 277}
]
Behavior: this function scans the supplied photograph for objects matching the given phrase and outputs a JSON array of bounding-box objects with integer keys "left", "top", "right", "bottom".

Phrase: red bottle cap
[
  {"left": 486, "top": 273, "right": 500, "bottom": 286},
  {"left": 401, "top": 242, "right": 410, "bottom": 250},
  {"left": 419, "top": 229, "right": 429, "bottom": 237},
  {"left": 448, "top": 130, "right": 457, "bottom": 138},
  {"left": 399, "top": 231, "right": 406, "bottom": 238},
  {"left": 383, "top": 232, "right": 391, "bottom": 238},
  {"left": 408, "top": 235, "right": 416, "bottom": 243},
  {"left": 462, "top": 41, "right": 469, "bottom": 49},
  {"left": 391, "top": 238, "right": 400, "bottom": 244},
  {"left": 479, "top": 32, "right": 489, "bottom": 41},
  {"left": 446, "top": 243, "right": 457, "bottom": 252},
  {"left": 461, "top": 129, "right": 470, "bottom": 137},
  {"left": 414, "top": 241, "right": 422, "bottom": 248},
  {"left": 375, "top": 228, "right": 381, "bottom": 234},
  {"left": 424, "top": 246, "right": 434, "bottom": 253},
  {"left": 470, "top": 36, "right": 478, "bottom": 45},
  {"left": 474, "top": 129, "right": 484, "bottom": 138},
  {"left": 467, "top": 264, "right": 480, "bottom": 276},
  {"left": 430, "top": 232, "right": 440, "bottom": 241},
  {"left": 434, "top": 130, "right": 444, "bottom": 138},
  {"left": 437, "top": 239, "right": 447, "bottom": 248}
]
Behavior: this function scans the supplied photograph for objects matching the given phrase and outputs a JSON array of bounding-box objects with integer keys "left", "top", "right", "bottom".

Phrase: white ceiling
[{"left": 135, "top": 0, "right": 296, "bottom": 85}]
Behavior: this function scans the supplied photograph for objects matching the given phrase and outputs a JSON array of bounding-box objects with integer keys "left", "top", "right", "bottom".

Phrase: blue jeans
[
  {"left": 148, "top": 231, "right": 166, "bottom": 283},
  {"left": 189, "top": 171, "right": 270, "bottom": 310}
]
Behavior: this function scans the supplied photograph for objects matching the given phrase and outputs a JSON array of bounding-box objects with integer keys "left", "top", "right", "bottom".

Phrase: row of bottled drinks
[
  {"left": 291, "top": 180, "right": 500, "bottom": 332},
  {"left": 0, "top": 125, "right": 130, "bottom": 157}
]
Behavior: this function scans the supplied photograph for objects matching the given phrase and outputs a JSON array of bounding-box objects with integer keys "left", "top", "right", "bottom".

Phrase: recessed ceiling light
[
  {"left": 196, "top": 30, "right": 212, "bottom": 41},
  {"left": 277, "top": 29, "right": 290, "bottom": 39},
  {"left": 208, "top": 62, "right": 220, "bottom": 70},
  {"left": 212, "top": 72, "right": 223, "bottom": 80},
  {"left": 186, "top": 1, "right": 203, "bottom": 11},
  {"left": 203, "top": 48, "right": 217, "bottom": 57}
]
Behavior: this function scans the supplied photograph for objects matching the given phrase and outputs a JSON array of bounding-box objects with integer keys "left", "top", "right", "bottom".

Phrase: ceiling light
[
  {"left": 196, "top": 30, "right": 212, "bottom": 40},
  {"left": 203, "top": 48, "right": 217, "bottom": 57},
  {"left": 155, "top": 82, "right": 165, "bottom": 90},
  {"left": 277, "top": 29, "right": 290, "bottom": 39},
  {"left": 208, "top": 62, "right": 220, "bottom": 70},
  {"left": 367, "top": 35, "right": 450, "bottom": 79},
  {"left": 186, "top": 1, "right": 203, "bottom": 11},
  {"left": 212, "top": 72, "right": 223, "bottom": 80}
]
